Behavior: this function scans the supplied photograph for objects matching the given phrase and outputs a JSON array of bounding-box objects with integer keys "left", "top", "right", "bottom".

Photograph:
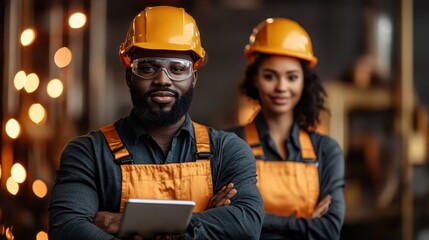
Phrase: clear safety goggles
[{"left": 131, "top": 57, "right": 194, "bottom": 81}]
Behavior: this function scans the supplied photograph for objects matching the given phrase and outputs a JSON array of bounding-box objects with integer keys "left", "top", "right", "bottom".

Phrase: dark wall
[{"left": 414, "top": 0, "right": 429, "bottom": 108}]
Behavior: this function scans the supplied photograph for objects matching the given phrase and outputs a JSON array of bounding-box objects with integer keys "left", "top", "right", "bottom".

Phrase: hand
[
  {"left": 94, "top": 211, "right": 122, "bottom": 234},
  {"left": 207, "top": 183, "right": 237, "bottom": 209},
  {"left": 311, "top": 195, "right": 332, "bottom": 218}
]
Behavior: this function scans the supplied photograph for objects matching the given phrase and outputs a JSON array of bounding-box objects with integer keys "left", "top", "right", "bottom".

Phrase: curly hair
[{"left": 239, "top": 54, "right": 328, "bottom": 131}]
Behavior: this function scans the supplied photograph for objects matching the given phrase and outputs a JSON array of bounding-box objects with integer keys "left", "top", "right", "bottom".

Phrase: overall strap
[
  {"left": 192, "top": 122, "right": 212, "bottom": 160},
  {"left": 244, "top": 122, "right": 264, "bottom": 158},
  {"left": 101, "top": 122, "right": 212, "bottom": 162},
  {"left": 100, "top": 124, "right": 134, "bottom": 164},
  {"left": 244, "top": 121, "right": 317, "bottom": 160},
  {"left": 298, "top": 129, "right": 316, "bottom": 160}
]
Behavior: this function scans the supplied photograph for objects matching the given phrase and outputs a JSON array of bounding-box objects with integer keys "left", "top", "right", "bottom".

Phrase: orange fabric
[
  {"left": 244, "top": 122, "right": 264, "bottom": 157},
  {"left": 119, "top": 161, "right": 212, "bottom": 212},
  {"left": 101, "top": 122, "right": 213, "bottom": 213},
  {"left": 256, "top": 161, "right": 319, "bottom": 218},
  {"left": 244, "top": 123, "right": 320, "bottom": 218},
  {"left": 193, "top": 122, "right": 211, "bottom": 154},
  {"left": 101, "top": 125, "right": 131, "bottom": 160},
  {"left": 299, "top": 129, "right": 317, "bottom": 159}
]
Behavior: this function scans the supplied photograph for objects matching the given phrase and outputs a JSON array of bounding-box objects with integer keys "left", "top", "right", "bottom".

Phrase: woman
[{"left": 226, "top": 18, "right": 345, "bottom": 239}]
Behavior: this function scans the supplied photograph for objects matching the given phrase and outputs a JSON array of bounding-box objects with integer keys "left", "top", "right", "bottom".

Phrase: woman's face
[{"left": 254, "top": 55, "right": 304, "bottom": 116}]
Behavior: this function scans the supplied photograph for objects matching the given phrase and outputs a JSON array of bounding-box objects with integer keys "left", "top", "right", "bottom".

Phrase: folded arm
[
  {"left": 186, "top": 134, "right": 264, "bottom": 239},
  {"left": 48, "top": 136, "right": 118, "bottom": 240}
]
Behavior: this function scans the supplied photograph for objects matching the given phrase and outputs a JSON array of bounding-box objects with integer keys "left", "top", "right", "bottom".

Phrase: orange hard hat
[
  {"left": 244, "top": 18, "right": 318, "bottom": 67},
  {"left": 119, "top": 6, "right": 206, "bottom": 69}
]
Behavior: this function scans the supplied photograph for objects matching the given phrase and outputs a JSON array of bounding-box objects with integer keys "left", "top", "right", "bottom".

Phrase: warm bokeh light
[
  {"left": 5, "top": 226, "right": 14, "bottom": 239},
  {"left": 36, "top": 231, "right": 48, "bottom": 240},
  {"left": 32, "top": 179, "right": 48, "bottom": 198},
  {"left": 69, "top": 12, "right": 87, "bottom": 29},
  {"left": 14, "top": 70, "right": 26, "bottom": 90},
  {"left": 20, "top": 28, "right": 36, "bottom": 46},
  {"left": 0, "top": 164, "right": 2, "bottom": 180},
  {"left": 24, "top": 73, "right": 40, "bottom": 93},
  {"left": 6, "top": 177, "right": 19, "bottom": 195},
  {"left": 11, "top": 162, "right": 26, "bottom": 184},
  {"left": 5, "top": 118, "right": 21, "bottom": 139},
  {"left": 29, "top": 103, "right": 46, "bottom": 124},
  {"left": 54, "top": 47, "right": 72, "bottom": 68},
  {"left": 47, "top": 79, "right": 64, "bottom": 98}
]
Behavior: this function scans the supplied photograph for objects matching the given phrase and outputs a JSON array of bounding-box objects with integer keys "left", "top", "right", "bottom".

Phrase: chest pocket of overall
[
  {"left": 245, "top": 122, "right": 320, "bottom": 218},
  {"left": 101, "top": 122, "right": 214, "bottom": 213}
]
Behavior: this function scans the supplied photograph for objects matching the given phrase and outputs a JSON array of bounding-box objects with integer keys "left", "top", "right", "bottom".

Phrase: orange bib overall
[
  {"left": 244, "top": 122, "right": 319, "bottom": 218},
  {"left": 101, "top": 122, "right": 213, "bottom": 213}
]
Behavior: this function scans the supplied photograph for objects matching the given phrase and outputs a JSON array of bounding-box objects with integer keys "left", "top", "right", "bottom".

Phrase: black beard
[{"left": 130, "top": 85, "right": 194, "bottom": 126}]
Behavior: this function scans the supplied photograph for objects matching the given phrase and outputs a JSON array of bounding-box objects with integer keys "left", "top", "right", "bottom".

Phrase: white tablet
[{"left": 118, "top": 199, "right": 195, "bottom": 238}]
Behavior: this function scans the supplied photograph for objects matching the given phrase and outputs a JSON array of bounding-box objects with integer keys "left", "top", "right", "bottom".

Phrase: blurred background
[{"left": 1, "top": 0, "right": 429, "bottom": 239}]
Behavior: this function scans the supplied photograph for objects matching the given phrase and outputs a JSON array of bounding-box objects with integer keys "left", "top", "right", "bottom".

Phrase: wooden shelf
[{"left": 322, "top": 82, "right": 393, "bottom": 154}]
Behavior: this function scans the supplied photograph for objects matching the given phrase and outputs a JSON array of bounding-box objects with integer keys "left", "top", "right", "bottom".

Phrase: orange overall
[
  {"left": 101, "top": 122, "right": 213, "bottom": 213},
  {"left": 244, "top": 122, "right": 319, "bottom": 218}
]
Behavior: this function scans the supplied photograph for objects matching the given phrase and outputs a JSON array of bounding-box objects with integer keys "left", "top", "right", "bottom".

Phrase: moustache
[{"left": 147, "top": 87, "right": 179, "bottom": 97}]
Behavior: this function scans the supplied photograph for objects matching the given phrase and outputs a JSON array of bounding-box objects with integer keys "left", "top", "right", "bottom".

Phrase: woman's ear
[{"left": 125, "top": 68, "right": 132, "bottom": 88}]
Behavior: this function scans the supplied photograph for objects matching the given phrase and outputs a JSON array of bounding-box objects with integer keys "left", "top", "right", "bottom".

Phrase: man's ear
[
  {"left": 125, "top": 68, "right": 132, "bottom": 88},
  {"left": 191, "top": 71, "right": 198, "bottom": 88}
]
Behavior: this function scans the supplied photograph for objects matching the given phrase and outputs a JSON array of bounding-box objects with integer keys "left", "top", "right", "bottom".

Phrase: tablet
[{"left": 118, "top": 199, "right": 195, "bottom": 238}]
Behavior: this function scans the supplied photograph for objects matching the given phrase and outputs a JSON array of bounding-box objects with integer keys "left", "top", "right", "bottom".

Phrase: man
[{"left": 48, "top": 5, "right": 263, "bottom": 240}]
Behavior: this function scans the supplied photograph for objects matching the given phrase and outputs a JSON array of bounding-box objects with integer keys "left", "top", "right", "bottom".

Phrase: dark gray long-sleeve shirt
[
  {"left": 48, "top": 111, "right": 264, "bottom": 240},
  {"left": 226, "top": 113, "right": 345, "bottom": 240}
]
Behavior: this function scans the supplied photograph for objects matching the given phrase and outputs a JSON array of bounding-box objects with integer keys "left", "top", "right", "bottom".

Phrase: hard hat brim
[{"left": 245, "top": 46, "right": 318, "bottom": 68}]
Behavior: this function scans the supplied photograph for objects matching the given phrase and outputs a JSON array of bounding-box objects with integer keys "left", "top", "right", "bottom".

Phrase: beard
[{"left": 130, "top": 85, "right": 194, "bottom": 126}]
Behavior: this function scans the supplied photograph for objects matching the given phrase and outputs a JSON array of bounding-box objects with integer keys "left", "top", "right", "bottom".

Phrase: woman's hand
[{"left": 311, "top": 195, "right": 332, "bottom": 218}]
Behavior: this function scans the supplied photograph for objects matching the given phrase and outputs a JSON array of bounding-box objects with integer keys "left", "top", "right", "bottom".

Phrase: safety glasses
[{"left": 131, "top": 57, "right": 194, "bottom": 81}]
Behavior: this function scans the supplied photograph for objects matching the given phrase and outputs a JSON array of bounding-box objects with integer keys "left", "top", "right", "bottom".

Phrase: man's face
[{"left": 127, "top": 49, "right": 197, "bottom": 126}]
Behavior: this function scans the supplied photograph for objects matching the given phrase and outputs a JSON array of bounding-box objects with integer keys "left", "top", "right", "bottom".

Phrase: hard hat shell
[
  {"left": 119, "top": 6, "right": 206, "bottom": 69},
  {"left": 244, "top": 18, "right": 317, "bottom": 67}
]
